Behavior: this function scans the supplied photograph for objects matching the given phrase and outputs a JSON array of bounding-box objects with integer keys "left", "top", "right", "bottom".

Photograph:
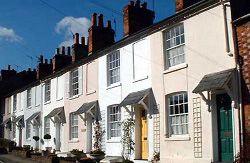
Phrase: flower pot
[{"left": 88, "top": 153, "right": 105, "bottom": 162}]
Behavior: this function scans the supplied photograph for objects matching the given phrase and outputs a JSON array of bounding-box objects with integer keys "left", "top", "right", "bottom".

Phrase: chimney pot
[
  {"left": 98, "top": 14, "right": 104, "bottom": 27},
  {"left": 40, "top": 55, "right": 44, "bottom": 63},
  {"left": 62, "top": 46, "right": 65, "bottom": 55},
  {"left": 81, "top": 37, "right": 85, "bottom": 45},
  {"left": 8, "top": 65, "right": 11, "bottom": 70},
  {"left": 45, "top": 59, "right": 48, "bottom": 64},
  {"left": 129, "top": 1, "right": 135, "bottom": 6},
  {"left": 74, "top": 33, "right": 79, "bottom": 44},
  {"left": 56, "top": 48, "right": 60, "bottom": 54},
  {"left": 141, "top": 2, "right": 147, "bottom": 9},
  {"left": 107, "top": 20, "right": 112, "bottom": 28},
  {"left": 50, "top": 59, "right": 52, "bottom": 64},
  {"left": 135, "top": 0, "right": 140, "bottom": 7},
  {"left": 67, "top": 47, "right": 71, "bottom": 56},
  {"left": 28, "top": 68, "right": 31, "bottom": 71},
  {"left": 92, "top": 13, "right": 97, "bottom": 26}
]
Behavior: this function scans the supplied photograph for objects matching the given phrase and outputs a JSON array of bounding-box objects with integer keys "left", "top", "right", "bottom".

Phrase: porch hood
[
  {"left": 45, "top": 107, "right": 66, "bottom": 124},
  {"left": 119, "top": 88, "right": 152, "bottom": 107},
  {"left": 73, "top": 100, "right": 100, "bottom": 120},
  {"left": 193, "top": 69, "right": 235, "bottom": 93}
]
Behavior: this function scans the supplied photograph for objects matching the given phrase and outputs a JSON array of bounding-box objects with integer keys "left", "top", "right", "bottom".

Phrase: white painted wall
[{"left": 98, "top": 37, "right": 155, "bottom": 161}]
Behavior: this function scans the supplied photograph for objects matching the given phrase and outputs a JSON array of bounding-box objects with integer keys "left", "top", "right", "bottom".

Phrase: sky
[{"left": 0, "top": 0, "right": 175, "bottom": 72}]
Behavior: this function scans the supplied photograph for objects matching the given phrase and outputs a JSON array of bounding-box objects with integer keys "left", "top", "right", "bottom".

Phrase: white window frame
[
  {"left": 167, "top": 92, "right": 188, "bottom": 136},
  {"left": 164, "top": 24, "right": 185, "bottom": 69},
  {"left": 70, "top": 113, "right": 78, "bottom": 139},
  {"left": 107, "top": 50, "right": 120, "bottom": 86},
  {"left": 13, "top": 94, "right": 17, "bottom": 112},
  {"left": 27, "top": 89, "right": 31, "bottom": 108},
  {"left": 44, "top": 81, "right": 51, "bottom": 103},
  {"left": 44, "top": 118, "right": 50, "bottom": 135},
  {"left": 70, "top": 69, "right": 79, "bottom": 97},
  {"left": 26, "top": 122, "right": 31, "bottom": 139},
  {"left": 108, "top": 105, "right": 121, "bottom": 139}
]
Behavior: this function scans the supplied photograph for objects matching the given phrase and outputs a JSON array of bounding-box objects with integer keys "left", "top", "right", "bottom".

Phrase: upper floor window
[
  {"left": 167, "top": 92, "right": 188, "bottom": 136},
  {"left": 13, "top": 94, "right": 17, "bottom": 112},
  {"left": 45, "top": 81, "right": 51, "bottom": 102},
  {"left": 44, "top": 118, "right": 50, "bottom": 135},
  {"left": 108, "top": 105, "right": 121, "bottom": 139},
  {"left": 70, "top": 113, "right": 78, "bottom": 139},
  {"left": 164, "top": 24, "right": 185, "bottom": 69},
  {"left": 27, "top": 89, "right": 31, "bottom": 108},
  {"left": 70, "top": 69, "right": 79, "bottom": 97},
  {"left": 107, "top": 51, "right": 120, "bottom": 86}
]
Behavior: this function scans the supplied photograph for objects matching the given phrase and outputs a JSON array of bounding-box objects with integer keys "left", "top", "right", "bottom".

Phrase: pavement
[{"left": 0, "top": 153, "right": 36, "bottom": 163}]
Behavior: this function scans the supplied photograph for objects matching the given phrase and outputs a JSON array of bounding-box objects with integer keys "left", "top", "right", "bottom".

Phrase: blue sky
[{"left": 0, "top": 0, "right": 175, "bottom": 72}]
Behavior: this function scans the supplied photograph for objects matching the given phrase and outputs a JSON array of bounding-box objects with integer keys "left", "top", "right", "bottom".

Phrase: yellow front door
[{"left": 141, "top": 110, "right": 148, "bottom": 160}]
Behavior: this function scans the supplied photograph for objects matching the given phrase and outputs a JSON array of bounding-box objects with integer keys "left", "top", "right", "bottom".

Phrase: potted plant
[
  {"left": 121, "top": 118, "right": 135, "bottom": 163},
  {"left": 152, "top": 151, "right": 160, "bottom": 163},
  {"left": 43, "top": 134, "right": 52, "bottom": 153},
  {"left": 32, "top": 136, "right": 40, "bottom": 152},
  {"left": 89, "top": 121, "right": 105, "bottom": 162}
]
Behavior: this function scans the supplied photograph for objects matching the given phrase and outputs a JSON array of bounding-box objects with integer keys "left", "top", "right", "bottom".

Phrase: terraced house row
[{"left": 0, "top": 0, "right": 249, "bottom": 162}]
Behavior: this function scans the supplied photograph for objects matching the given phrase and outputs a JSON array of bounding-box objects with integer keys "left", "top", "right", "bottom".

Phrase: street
[{"left": 0, "top": 154, "right": 36, "bottom": 163}]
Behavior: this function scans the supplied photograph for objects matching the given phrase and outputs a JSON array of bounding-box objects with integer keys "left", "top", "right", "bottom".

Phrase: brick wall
[{"left": 236, "top": 20, "right": 250, "bottom": 159}]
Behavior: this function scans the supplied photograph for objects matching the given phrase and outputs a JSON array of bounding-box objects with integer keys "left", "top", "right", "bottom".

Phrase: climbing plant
[{"left": 121, "top": 118, "right": 135, "bottom": 161}]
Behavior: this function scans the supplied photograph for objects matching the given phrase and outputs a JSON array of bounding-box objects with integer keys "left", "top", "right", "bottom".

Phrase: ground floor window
[
  {"left": 108, "top": 105, "right": 121, "bottom": 139},
  {"left": 70, "top": 114, "right": 78, "bottom": 139},
  {"left": 26, "top": 122, "right": 31, "bottom": 139},
  {"left": 167, "top": 92, "right": 188, "bottom": 136}
]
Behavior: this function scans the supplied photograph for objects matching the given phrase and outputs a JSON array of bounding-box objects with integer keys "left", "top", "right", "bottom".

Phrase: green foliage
[
  {"left": 44, "top": 134, "right": 51, "bottom": 140},
  {"left": 33, "top": 136, "right": 40, "bottom": 142},
  {"left": 121, "top": 118, "right": 135, "bottom": 161},
  {"left": 92, "top": 121, "right": 105, "bottom": 155},
  {"left": 152, "top": 151, "right": 160, "bottom": 161},
  {"left": 70, "top": 149, "right": 86, "bottom": 159}
]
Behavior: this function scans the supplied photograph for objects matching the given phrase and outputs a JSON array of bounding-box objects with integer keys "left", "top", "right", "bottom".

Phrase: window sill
[
  {"left": 26, "top": 138, "right": 31, "bottom": 141},
  {"left": 165, "top": 135, "right": 190, "bottom": 141},
  {"left": 86, "top": 91, "right": 96, "bottom": 96},
  {"left": 27, "top": 106, "right": 32, "bottom": 109},
  {"left": 106, "top": 138, "right": 121, "bottom": 143},
  {"left": 68, "top": 139, "right": 79, "bottom": 143},
  {"left": 163, "top": 63, "right": 188, "bottom": 74},
  {"left": 35, "top": 104, "right": 40, "bottom": 107},
  {"left": 69, "top": 94, "right": 80, "bottom": 100},
  {"left": 44, "top": 101, "right": 51, "bottom": 105},
  {"left": 106, "top": 82, "right": 122, "bottom": 90},
  {"left": 56, "top": 97, "right": 63, "bottom": 101},
  {"left": 133, "top": 76, "right": 148, "bottom": 83}
]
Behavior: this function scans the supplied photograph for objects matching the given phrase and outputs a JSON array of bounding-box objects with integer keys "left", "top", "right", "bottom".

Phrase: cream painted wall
[{"left": 150, "top": 3, "right": 238, "bottom": 163}]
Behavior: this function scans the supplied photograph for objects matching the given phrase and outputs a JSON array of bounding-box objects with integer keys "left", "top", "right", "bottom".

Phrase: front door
[
  {"left": 141, "top": 110, "right": 148, "bottom": 160},
  {"left": 19, "top": 127, "right": 22, "bottom": 147},
  {"left": 216, "top": 93, "right": 233, "bottom": 162},
  {"left": 55, "top": 123, "right": 61, "bottom": 151}
]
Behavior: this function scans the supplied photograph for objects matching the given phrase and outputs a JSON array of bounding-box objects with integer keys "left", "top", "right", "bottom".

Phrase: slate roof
[
  {"left": 119, "top": 88, "right": 152, "bottom": 107},
  {"left": 193, "top": 69, "right": 235, "bottom": 93},
  {"left": 74, "top": 100, "right": 98, "bottom": 115},
  {"left": 45, "top": 107, "right": 66, "bottom": 123}
]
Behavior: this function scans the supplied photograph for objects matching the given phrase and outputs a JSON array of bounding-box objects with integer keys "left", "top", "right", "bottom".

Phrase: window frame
[
  {"left": 107, "top": 105, "right": 121, "bottom": 139},
  {"left": 44, "top": 81, "right": 51, "bottom": 103},
  {"left": 166, "top": 92, "right": 189, "bottom": 137},
  {"left": 163, "top": 23, "right": 185, "bottom": 69},
  {"left": 107, "top": 50, "right": 120, "bottom": 86},
  {"left": 70, "top": 69, "right": 79, "bottom": 97},
  {"left": 27, "top": 89, "right": 32, "bottom": 108},
  {"left": 44, "top": 117, "right": 50, "bottom": 135},
  {"left": 70, "top": 113, "right": 78, "bottom": 139},
  {"left": 13, "top": 94, "right": 17, "bottom": 112},
  {"left": 26, "top": 122, "right": 31, "bottom": 139}
]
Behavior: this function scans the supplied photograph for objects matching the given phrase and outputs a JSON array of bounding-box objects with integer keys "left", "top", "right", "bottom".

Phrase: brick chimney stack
[
  {"left": 52, "top": 47, "right": 72, "bottom": 72},
  {"left": 0, "top": 65, "right": 17, "bottom": 81},
  {"left": 123, "top": 0, "right": 155, "bottom": 37},
  {"left": 176, "top": 0, "right": 202, "bottom": 12},
  {"left": 72, "top": 33, "right": 88, "bottom": 63},
  {"left": 37, "top": 55, "right": 53, "bottom": 79},
  {"left": 88, "top": 13, "right": 115, "bottom": 53}
]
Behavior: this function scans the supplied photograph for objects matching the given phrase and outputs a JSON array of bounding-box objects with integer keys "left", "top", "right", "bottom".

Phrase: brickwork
[{"left": 236, "top": 20, "right": 250, "bottom": 159}]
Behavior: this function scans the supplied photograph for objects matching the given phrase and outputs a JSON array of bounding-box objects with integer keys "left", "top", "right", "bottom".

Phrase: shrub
[
  {"left": 33, "top": 136, "right": 40, "bottom": 142},
  {"left": 23, "top": 145, "right": 31, "bottom": 151},
  {"left": 44, "top": 134, "right": 51, "bottom": 140}
]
